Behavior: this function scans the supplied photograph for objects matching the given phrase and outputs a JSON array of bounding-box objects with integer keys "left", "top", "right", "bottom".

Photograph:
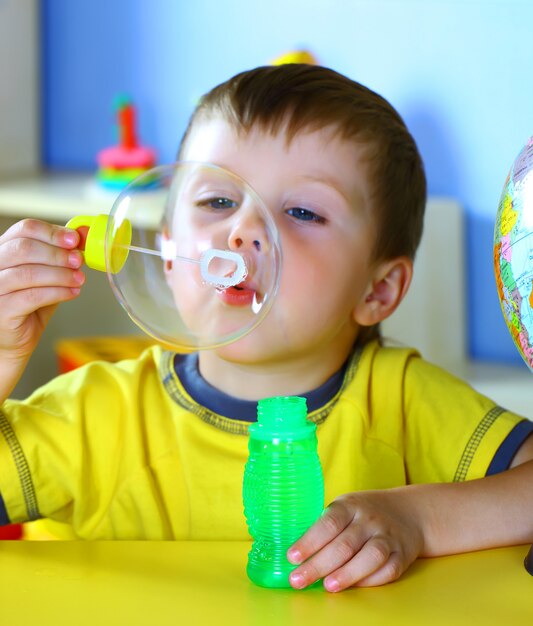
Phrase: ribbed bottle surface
[{"left": 243, "top": 397, "right": 324, "bottom": 588}]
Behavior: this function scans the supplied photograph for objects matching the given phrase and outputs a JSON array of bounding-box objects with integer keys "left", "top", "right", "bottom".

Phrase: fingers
[
  {"left": 286, "top": 493, "right": 420, "bottom": 592},
  {"left": 287, "top": 501, "right": 353, "bottom": 565},
  {"left": 0, "top": 265, "right": 84, "bottom": 297},
  {"left": 0, "top": 219, "right": 85, "bottom": 319},
  {"left": 287, "top": 501, "right": 359, "bottom": 590},
  {"left": 322, "top": 537, "right": 404, "bottom": 592},
  {"left": 0, "top": 268, "right": 85, "bottom": 316},
  {"left": 0, "top": 237, "right": 82, "bottom": 271},
  {"left": 0, "top": 218, "right": 79, "bottom": 250},
  {"left": 288, "top": 521, "right": 367, "bottom": 590},
  {"left": 289, "top": 531, "right": 408, "bottom": 592},
  {"left": 349, "top": 548, "right": 405, "bottom": 587},
  {"left": 0, "top": 220, "right": 82, "bottom": 271}
]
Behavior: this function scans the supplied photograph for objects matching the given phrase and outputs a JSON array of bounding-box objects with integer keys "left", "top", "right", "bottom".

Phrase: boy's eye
[
  {"left": 286, "top": 207, "right": 326, "bottom": 224},
  {"left": 198, "top": 197, "right": 238, "bottom": 210}
]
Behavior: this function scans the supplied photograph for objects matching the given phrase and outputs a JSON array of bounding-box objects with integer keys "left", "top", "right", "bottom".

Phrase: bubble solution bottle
[{"left": 243, "top": 396, "right": 324, "bottom": 588}]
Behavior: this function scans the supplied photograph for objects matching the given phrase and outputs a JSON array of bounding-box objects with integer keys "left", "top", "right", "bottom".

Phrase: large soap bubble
[{"left": 71, "top": 162, "right": 281, "bottom": 350}]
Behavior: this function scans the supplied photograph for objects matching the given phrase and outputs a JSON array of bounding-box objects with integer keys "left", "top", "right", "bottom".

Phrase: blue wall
[{"left": 41, "top": 0, "right": 533, "bottom": 366}]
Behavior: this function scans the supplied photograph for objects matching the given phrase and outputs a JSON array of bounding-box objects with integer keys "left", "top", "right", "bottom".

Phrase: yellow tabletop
[{"left": 1, "top": 541, "right": 531, "bottom": 625}]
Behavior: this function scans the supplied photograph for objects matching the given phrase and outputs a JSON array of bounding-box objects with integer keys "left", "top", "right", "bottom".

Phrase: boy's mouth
[{"left": 216, "top": 281, "right": 262, "bottom": 307}]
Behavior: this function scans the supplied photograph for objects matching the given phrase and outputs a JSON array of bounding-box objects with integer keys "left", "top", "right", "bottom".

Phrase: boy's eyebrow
[{"left": 298, "top": 174, "right": 354, "bottom": 206}]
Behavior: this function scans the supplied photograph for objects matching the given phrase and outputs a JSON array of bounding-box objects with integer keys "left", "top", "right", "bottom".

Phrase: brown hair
[{"left": 178, "top": 64, "right": 427, "bottom": 345}]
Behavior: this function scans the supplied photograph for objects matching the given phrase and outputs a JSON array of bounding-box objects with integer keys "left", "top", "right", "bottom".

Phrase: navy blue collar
[{"left": 173, "top": 352, "right": 348, "bottom": 422}]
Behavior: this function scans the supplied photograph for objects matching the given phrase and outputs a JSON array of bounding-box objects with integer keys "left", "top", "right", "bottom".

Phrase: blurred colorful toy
[
  {"left": 55, "top": 336, "right": 162, "bottom": 374},
  {"left": 0, "top": 523, "right": 23, "bottom": 540},
  {"left": 270, "top": 49, "right": 318, "bottom": 65},
  {"left": 96, "top": 96, "right": 157, "bottom": 190}
]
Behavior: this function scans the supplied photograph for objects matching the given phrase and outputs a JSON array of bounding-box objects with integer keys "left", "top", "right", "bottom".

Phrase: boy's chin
[
  {"left": 209, "top": 341, "right": 269, "bottom": 364},
  {"left": 207, "top": 333, "right": 283, "bottom": 365}
]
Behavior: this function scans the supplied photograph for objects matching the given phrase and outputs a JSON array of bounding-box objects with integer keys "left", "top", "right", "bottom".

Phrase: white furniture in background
[
  {"left": 383, "top": 197, "right": 466, "bottom": 375},
  {"left": 0, "top": 173, "right": 531, "bottom": 414},
  {"left": 383, "top": 197, "right": 532, "bottom": 416}
]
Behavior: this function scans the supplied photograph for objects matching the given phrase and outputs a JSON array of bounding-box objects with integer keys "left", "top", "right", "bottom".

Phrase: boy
[{"left": 0, "top": 64, "right": 532, "bottom": 593}]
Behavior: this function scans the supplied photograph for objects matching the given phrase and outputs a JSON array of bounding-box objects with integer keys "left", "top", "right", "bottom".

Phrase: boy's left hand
[{"left": 286, "top": 489, "right": 425, "bottom": 592}]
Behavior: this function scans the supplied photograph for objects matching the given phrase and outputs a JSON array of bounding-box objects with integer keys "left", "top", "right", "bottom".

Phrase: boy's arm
[
  {"left": 0, "top": 356, "right": 31, "bottom": 405},
  {"left": 0, "top": 219, "right": 83, "bottom": 403},
  {"left": 420, "top": 435, "right": 533, "bottom": 555},
  {"left": 287, "top": 435, "right": 533, "bottom": 592}
]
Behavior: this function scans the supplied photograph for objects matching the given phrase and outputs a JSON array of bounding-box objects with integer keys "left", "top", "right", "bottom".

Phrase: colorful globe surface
[{"left": 494, "top": 136, "right": 533, "bottom": 372}]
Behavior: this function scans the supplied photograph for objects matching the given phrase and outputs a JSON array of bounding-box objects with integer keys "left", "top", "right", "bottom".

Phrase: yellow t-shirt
[{"left": 0, "top": 341, "right": 530, "bottom": 539}]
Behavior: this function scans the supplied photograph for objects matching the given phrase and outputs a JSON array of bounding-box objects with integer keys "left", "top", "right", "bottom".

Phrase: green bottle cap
[{"left": 248, "top": 396, "right": 315, "bottom": 440}]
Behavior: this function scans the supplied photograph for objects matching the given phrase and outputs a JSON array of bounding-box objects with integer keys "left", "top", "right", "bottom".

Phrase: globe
[
  {"left": 494, "top": 137, "right": 533, "bottom": 577},
  {"left": 494, "top": 136, "right": 533, "bottom": 372}
]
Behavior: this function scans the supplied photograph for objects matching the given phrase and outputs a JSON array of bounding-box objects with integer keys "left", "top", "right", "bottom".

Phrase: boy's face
[{"left": 180, "top": 117, "right": 380, "bottom": 366}]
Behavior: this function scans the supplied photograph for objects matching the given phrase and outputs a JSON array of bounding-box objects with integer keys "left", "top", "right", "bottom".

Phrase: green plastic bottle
[{"left": 242, "top": 396, "right": 324, "bottom": 588}]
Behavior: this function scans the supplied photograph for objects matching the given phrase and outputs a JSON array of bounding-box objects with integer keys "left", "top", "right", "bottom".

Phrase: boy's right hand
[{"left": 0, "top": 219, "right": 85, "bottom": 363}]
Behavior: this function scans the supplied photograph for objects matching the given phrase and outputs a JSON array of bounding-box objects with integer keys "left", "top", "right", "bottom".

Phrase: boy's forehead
[
  {"left": 181, "top": 117, "right": 372, "bottom": 214},
  {"left": 182, "top": 116, "right": 367, "bottom": 168}
]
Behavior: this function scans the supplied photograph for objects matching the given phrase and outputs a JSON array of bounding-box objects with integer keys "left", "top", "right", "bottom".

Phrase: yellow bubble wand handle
[
  {"left": 66, "top": 215, "right": 248, "bottom": 286},
  {"left": 66, "top": 214, "right": 132, "bottom": 274}
]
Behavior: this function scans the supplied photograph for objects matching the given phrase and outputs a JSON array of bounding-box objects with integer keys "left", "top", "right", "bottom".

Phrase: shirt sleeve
[
  {"left": 402, "top": 355, "right": 532, "bottom": 483},
  {"left": 0, "top": 406, "right": 44, "bottom": 524},
  {"left": 486, "top": 420, "right": 533, "bottom": 474},
  {"left": 0, "top": 359, "right": 137, "bottom": 530}
]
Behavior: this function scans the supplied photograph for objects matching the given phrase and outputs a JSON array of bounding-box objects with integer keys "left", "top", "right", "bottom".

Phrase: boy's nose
[
  {"left": 227, "top": 213, "right": 265, "bottom": 252},
  {"left": 231, "top": 235, "right": 261, "bottom": 251}
]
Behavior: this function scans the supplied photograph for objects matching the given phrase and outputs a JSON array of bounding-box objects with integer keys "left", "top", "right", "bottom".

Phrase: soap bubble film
[{"left": 105, "top": 162, "right": 281, "bottom": 350}]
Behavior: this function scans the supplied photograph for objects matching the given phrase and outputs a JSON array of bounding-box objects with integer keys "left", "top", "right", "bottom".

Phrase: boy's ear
[{"left": 353, "top": 257, "right": 413, "bottom": 327}]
